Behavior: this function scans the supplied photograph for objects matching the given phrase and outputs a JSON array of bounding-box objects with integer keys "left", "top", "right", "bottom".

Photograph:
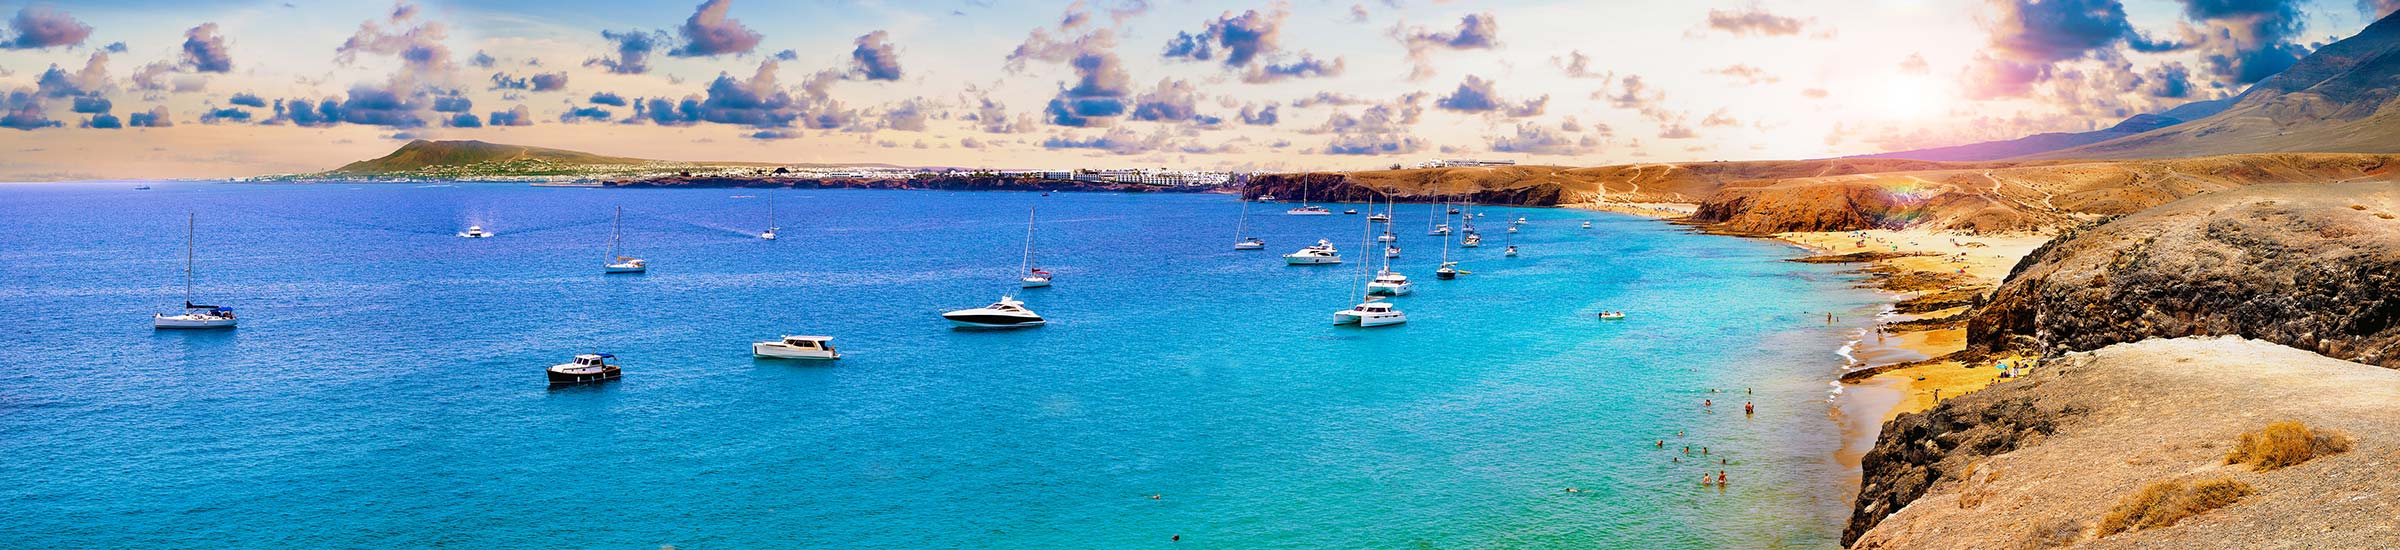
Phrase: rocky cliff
[
  {"left": 1847, "top": 337, "right": 2400, "bottom": 548},
  {"left": 1966, "top": 182, "right": 2400, "bottom": 366},
  {"left": 605, "top": 175, "right": 1202, "bottom": 194}
]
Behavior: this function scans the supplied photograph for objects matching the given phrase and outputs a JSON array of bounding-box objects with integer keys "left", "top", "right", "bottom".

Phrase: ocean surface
[{"left": 0, "top": 182, "right": 1888, "bottom": 548}]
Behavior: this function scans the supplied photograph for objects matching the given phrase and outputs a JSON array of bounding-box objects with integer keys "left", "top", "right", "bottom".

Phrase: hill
[
  {"left": 1848, "top": 110, "right": 2203, "bottom": 162},
  {"left": 2031, "top": 10, "right": 2400, "bottom": 159},
  {"left": 330, "top": 140, "right": 653, "bottom": 174}
]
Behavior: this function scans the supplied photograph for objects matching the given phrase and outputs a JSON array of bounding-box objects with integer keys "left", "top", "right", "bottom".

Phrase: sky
[{"left": 0, "top": 0, "right": 2393, "bottom": 180}]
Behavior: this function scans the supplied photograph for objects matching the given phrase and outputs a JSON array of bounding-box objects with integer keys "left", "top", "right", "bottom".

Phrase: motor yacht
[
  {"left": 1257, "top": 194, "right": 1278, "bottom": 202},
  {"left": 1378, "top": 232, "right": 1397, "bottom": 243},
  {"left": 547, "top": 353, "right": 623, "bottom": 385},
  {"left": 1334, "top": 299, "right": 1407, "bottom": 327},
  {"left": 1283, "top": 239, "right": 1343, "bottom": 265},
  {"left": 942, "top": 296, "right": 1047, "bottom": 329},
  {"left": 1507, "top": 225, "right": 1518, "bottom": 234},
  {"left": 457, "top": 225, "right": 494, "bottom": 238},
  {"left": 753, "top": 335, "right": 840, "bottom": 360},
  {"left": 1366, "top": 271, "right": 1414, "bottom": 296}
]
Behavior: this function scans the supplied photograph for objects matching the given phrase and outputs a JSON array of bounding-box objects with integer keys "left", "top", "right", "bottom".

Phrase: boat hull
[
  {"left": 1234, "top": 242, "right": 1266, "bottom": 250},
  {"left": 1334, "top": 311, "right": 1408, "bottom": 327},
  {"left": 1284, "top": 255, "right": 1341, "bottom": 265},
  {"left": 753, "top": 343, "right": 840, "bottom": 360},
  {"left": 1366, "top": 284, "right": 1412, "bottom": 296},
  {"left": 942, "top": 313, "right": 1046, "bottom": 329},
  {"left": 153, "top": 315, "right": 237, "bottom": 329},
  {"left": 605, "top": 265, "right": 646, "bottom": 274},
  {"left": 546, "top": 365, "right": 622, "bottom": 385}
]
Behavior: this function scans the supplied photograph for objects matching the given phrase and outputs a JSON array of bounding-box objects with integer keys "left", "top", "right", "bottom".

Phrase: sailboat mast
[
  {"left": 609, "top": 206, "right": 622, "bottom": 260},
  {"left": 1235, "top": 194, "right": 1250, "bottom": 240},
  {"left": 1022, "top": 205, "right": 1038, "bottom": 273},
  {"left": 184, "top": 211, "right": 195, "bottom": 305},
  {"left": 766, "top": 193, "right": 774, "bottom": 229}
]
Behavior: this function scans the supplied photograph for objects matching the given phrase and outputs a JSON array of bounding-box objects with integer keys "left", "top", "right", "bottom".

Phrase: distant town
[{"left": 239, "top": 157, "right": 1521, "bottom": 187}]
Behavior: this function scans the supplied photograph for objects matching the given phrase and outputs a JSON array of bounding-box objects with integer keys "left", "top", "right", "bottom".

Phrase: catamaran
[
  {"left": 760, "top": 192, "right": 779, "bottom": 240},
  {"left": 153, "top": 212, "right": 238, "bottom": 330},
  {"left": 1020, "top": 206, "right": 1051, "bottom": 288},
  {"left": 605, "top": 206, "right": 646, "bottom": 274}
]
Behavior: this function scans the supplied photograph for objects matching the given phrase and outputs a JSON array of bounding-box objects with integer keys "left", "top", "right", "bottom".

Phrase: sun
[{"left": 1880, "top": 77, "right": 1944, "bottom": 119}]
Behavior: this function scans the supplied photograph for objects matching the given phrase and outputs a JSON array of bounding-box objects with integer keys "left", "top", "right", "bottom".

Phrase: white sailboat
[
  {"left": 1233, "top": 194, "right": 1265, "bottom": 250},
  {"left": 760, "top": 192, "right": 779, "bottom": 240},
  {"left": 1020, "top": 206, "right": 1051, "bottom": 288},
  {"left": 605, "top": 206, "right": 646, "bottom": 274},
  {"left": 1287, "top": 180, "right": 1331, "bottom": 215},
  {"left": 153, "top": 212, "right": 238, "bottom": 330},
  {"left": 1337, "top": 208, "right": 1406, "bottom": 326}
]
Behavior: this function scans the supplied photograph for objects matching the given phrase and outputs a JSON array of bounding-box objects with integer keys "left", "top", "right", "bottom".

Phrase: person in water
[
  {"left": 1718, "top": 471, "right": 1728, "bottom": 484},
  {"left": 1745, "top": 402, "right": 1754, "bottom": 415}
]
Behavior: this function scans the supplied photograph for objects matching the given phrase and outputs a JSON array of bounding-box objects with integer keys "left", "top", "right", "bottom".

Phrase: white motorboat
[
  {"left": 1428, "top": 223, "right": 1451, "bottom": 236},
  {"left": 1460, "top": 232, "right": 1482, "bottom": 248},
  {"left": 1283, "top": 239, "right": 1342, "bottom": 265},
  {"left": 760, "top": 192, "right": 779, "bottom": 240},
  {"left": 154, "top": 212, "right": 237, "bottom": 330},
  {"left": 1377, "top": 232, "right": 1396, "bottom": 243},
  {"left": 1019, "top": 206, "right": 1052, "bottom": 288},
  {"left": 1598, "top": 311, "right": 1627, "bottom": 320},
  {"left": 1257, "top": 194, "right": 1278, "bottom": 202},
  {"left": 943, "top": 296, "right": 1046, "bottom": 329},
  {"left": 605, "top": 206, "right": 646, "bottom": 274},
  {"left": 1504, "top": 245, "right": 1519, "bottom": 257},
  {"left": 753, "top": 335, "right": 840, "bottom": 360},
  {"left": 1366, "top": 271, "right": 1414, "bottom": 296},
  {"left": 1386, "top": 245, "right": 1401, "bottom": 258},
  {"left": 547, "top": 353, "right": 623, "bottom": 385},
  {"left": 1507, "top": 225, "right": 1518, "bottom": 234},
  {"left": 457, "top": 225, "right": 494, "bottom": 238},
  {"left": 1235, "top": 237, "right": 1266, "bottom": 250},
  {"left": 1367, "top": 213, "right": 1390, "bottom": 222},
  {"left": 1342, "top": 209, "right": 1358, "bottom": 215},
  {"left": 1287, "top": 205, "right": 1332, "bottom": 215},
  {"left": 1582, "top": 221, "right": 1593, "bottom": 229},
  {"left": 1333, "top": 298, "right": 1407, "bottom": 327},
  {"left": 1514, "top": 217, "right": 1528, "bottom": 225}
]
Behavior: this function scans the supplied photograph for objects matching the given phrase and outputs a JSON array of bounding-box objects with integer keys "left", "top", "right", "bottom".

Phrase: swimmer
[
  {"left": 1745, "top": 402, "right": 1754, "bottom": 415},
  {"left": 1656, "top": 440, "right": 1664, "bottom": 448},
  {"left": 1718, "top": 471, "right": 1728, "bottom": 484},
  {"left": 1149, "top": 494, "right": 1162, "bottom": 500},
  {"left": 1703, "top": 447, "right": 1709, "bottom": 456},
  {"left": 1704, "top": 399, "right": 1712, "bottom": 407}
]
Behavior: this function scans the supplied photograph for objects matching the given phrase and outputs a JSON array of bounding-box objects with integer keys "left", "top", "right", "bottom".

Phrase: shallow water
[{"left": 0, "top": 183, "right": 1887, "bottom": 548}]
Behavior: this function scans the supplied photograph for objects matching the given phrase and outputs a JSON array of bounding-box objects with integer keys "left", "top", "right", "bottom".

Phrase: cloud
[
  {"left": 1128, "top": 78, "right": 1207, "bottom": 123},
  {"left": 1393, "top": 12, "right": 1498, "bottom": 80},
  {"left": 1899, "top": 52, "right": 1929, "bottom": 75},
  {"left": 1658, "top": 122, "right": 1696, "bottom": 139},
  {"left": 228, "top": 93, "right": 267, "bottom": 108},
  {"left": 963, "top": 89, "right": 1039, "bottom": 134},
  {"left": 1434, "top": 75, "right": 1545, "bottom": 117},
  {"left": 1963, "top": 53, "right": 2051, "bottom": 99},
  {"left": 183, "top": 23, "right": 233, "bottom": 73},
  {"left": 880, "top": 97, "right": 929, "bottom": 131},
  {"left": 71, "top": 95, "right": 110, "bottom": 114},
  {"left": 1043, "top": 126, "right": 1229, "bottom": 155},
  {"left": 2178, "top": 0, "right": 2309, "bottom": 84},
  {"left": 1163, "top": 9, "right": 1283, "bottom": 66},
  {"left": 37, "top": 52, "right": 111, "bottom": 98},
  {"left": 488, "top": 104, "right": 532, "bottom": 126},
  {"left": 1600, "top": 74, "right": 1669, "bottom": 120},
  {"left": 1555, "top": 50, "right": 1608, "bottom": 79},
  {"left": 1489, "top": 121, "right": 1600, "bottom": 155},
  {"left": 104, "top": 41, "right": 125, "bottom": 53},
  {"left": 2146, "top": 61, "right": 2193, "bottom": 98},
  {"left": 335, "top": 85, "right": 427, "bottom": 127},
  {"left": 80, "top": 113, "right": 120, "bottom": 128},
  {"left": 1985, "top": 0, "right": 2181, "bottom": 66},
  {"left": 1008, "top": 12, "right": 1130, "bottom": 127},
  {"left": 127, "top": 106, "right": 171, "bottom": 127},
  {"left": 669, "top": 0, "right": 762, "bottom": 57},
  {"left": 430, "top": 93, "right": 472, "bottom": 112},
  {"left": 589, "top": 92, "right": 627, "bottom": 106},
  {"left": 1316, "top": 93, "right": 1428, "bottom": 155},
  {"left": 1350, "top": 4, "right": 1370, "bottom": 22},
  {"left": 4, "top": 5, "right": 93, "bottom": 50},
  {"left": 530, "top": 72, "right": 569, "bottom": 91},
  {"left": 1707, "top": 64, "right": 1778, "bottom": 85},
  {"left": 589, "top": 29, "right": 663, "bottom": 74},
  {"left": 2368, "top": 0, "right": 2400, "bottom": 17},
  {"left": 448, "top": 113, "right": 482, "bottom": 128},
  {"left": 1702, "top": 7, "right": 1808, "bottom": 36},
  {"left": 1801, "top": 88, "right": 1829, "bottom": 99},
  {"left": 1243, "top": 54, "right": 1345, "bottom": 83},
  {"left": 131, "top": 61, "right": 175, "bottom": 92},
  {"left": 561, "top": 106, "right": 613, "bottom": 123},
  {"left": 470, "top": 50, "right": 496, "bottom": 68},
  {"left": 1289, "top": 92, "right": 1363, "bottom": 108},
  {"left": 336, "top": 2, "right": 453, "bottom": 75},
  {"left": 1701, "top": 109, "right": 1740, "bottom": 127},
  {"left": 851, "top": 30, "right": 904, "bottom": 80},
  {"left": 2, "top": 92, "right": 61, "bottom": 130},
  {"left": 202, "top": 107, "right": 252, "bottom": 124},
  {"left": 636, "top": 60, "right": 858, "bottom": 130},
  {"left": 1239, "top": 103, "right": 1278, "bottom": 125}
]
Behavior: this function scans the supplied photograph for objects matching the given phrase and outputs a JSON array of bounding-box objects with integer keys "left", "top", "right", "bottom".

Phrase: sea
[{"left": 0, "top": 182, "right": 1889, "bottom": 548}]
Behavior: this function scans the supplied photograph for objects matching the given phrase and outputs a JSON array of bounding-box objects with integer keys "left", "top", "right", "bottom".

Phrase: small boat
[
  {"left": 1235, "top": 237, "right": 1266, "bottom": 250},
  {"left": 1233, "top": 194, "right": 1265, "bottom": 250},
  {"left": 1257, "top": 194, "right": 1278, "bottom": 202},
  {"left": 1019, "top": 206, "right": 1051, "bottom": 288},
  {"left": 547, "top": 353, "right": 623, "bottom": 385},
  {"left": 1367, "top": 213, "right": 1390, "bottom": 223},
  {"left": 1598, "top": 312, "right": 1627, "bottom": 320},
  {"left": 1386, "top": 245, "right": 1401, "bottom": 258},
  {"left": 1435, "top": 261, "right": 1461, "bottom": 280},
  {"left": 457, "top": 225, "right": 494, "bottom": 238},
  {"left": 760, "top": 193, "right": 779, "bottom": 240},
  {"left": 1377, "top": 232, "right": 1396, "bottom": 243},
  {"left": 1504, "top": 245, "right": 1519, "bottom": 257},
  {"left": 1448, "top": 207, "right": 1461, "bottom": 215},
  {"left": 604, "top": 206, "right": 646, "bottom": 274},
  {"left": 1287, "top": 205, "right": 1333, "bottom": 215},
  {"left": 155, "top": 212, "right": 237, "bottom": 330},
  {"left": 1343, "top": 209, "right": 1358, "bottom": 215},
  {"left": 1366, "top": 271, "right": 1413, "bottom": 296},
  {"left": 753, "top": 335, "right": 840, "bottom": 360},
  {"left": 134, "top": 185, "right": 152, "bottom": 190},
  {"left": 1460, "top": 232, "right": 1482, "bottom": 248},
  {"left": 1514, "top": 217, "right": 1528, "bottom": 225},
  {"left": 1581, "top": 221, "right": 1593, "bottom": 229},
  {"left": 1428, "top": 224, "right": 1451, "bottom": 236},
  {"left": 1334, "top": 298, "right": 1407, "bottom": 327},
  {"left": 943, "top": 296, "right": 1047, "bottom": 329},
  {"left": 1506, "top": 225, "right": 1518, "bottom": 234},
  {"left": 1283, "top": 239, "right": 1342, "bottom": 265}
]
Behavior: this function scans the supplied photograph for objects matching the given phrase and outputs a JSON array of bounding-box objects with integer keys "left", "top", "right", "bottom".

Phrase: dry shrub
[
  {"left": 2014, "top": 517, "right": 2084, "bottom": 549},
  {"left": 2351, "top": 204, "right": 2369, "bottom": 210},
  {"left": 2225, "top": 421, "right": 2353, "bottom": 471},
  {"left": 2378, "top": 212, "right": 2396, "bottom": 220},
  {"left": 2096, "top": 478, "right": 2254, "bottom": 536}
]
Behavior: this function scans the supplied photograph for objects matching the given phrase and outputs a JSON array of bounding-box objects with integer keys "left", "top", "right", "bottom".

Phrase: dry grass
[
  {"left": 2096, "top": 478, "right": 2255, "bottom": 537},
  {"left": 2225, "top": 420, "right": 2353, "bottom": 471},
  {"left": 2014, "top": 517, "right": 2085, "bottom": 549}
]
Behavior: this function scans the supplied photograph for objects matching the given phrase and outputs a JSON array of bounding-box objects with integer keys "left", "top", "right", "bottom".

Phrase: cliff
[
  {"left": 332, "top": 140, "right": 652, "bottom": 174},
  {"left": 1847, "top": 336, "right": 2400, "bottom": 548},
  {"left": 1965, "top": 182, "right": 2400, "bottom": 366},
  {"left": 1243, "top": 158, "right": 2034, "bottom": 207},
  {"left": 605, "top": 175, "right": 1205, "bottom": 194}
]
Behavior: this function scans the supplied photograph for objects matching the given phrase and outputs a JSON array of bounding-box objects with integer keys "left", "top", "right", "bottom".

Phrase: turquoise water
[{"left": 0, "top": 183, "right": 1886, "bottom": 548}]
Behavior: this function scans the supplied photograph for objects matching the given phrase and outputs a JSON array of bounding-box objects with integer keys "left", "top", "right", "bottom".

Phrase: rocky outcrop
[
  {"left": 605, "top": 175, "right": 1203, "bottom": 194},
  {"left": 1967, "top": 182, "right": 2400, "bottom": 367},
  {"left": 1848, "top": 337, "right": 2400, "bottom": 548}
]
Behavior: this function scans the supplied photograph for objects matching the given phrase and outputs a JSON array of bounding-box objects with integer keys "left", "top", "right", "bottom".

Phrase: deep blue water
[{"left": 0, "top": 182, "right": 1886, "bottom": 548}]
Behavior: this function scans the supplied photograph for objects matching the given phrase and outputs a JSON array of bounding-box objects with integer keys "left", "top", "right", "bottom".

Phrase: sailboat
[
  {"left": 1287, "top": 180, "right": 1331, "bottom": 215},
  {"left": 1020, "top": 206, "right": 1051, "bottom": 288},
  {"left": 605, "top": 206, "right": 647, "bottom": 274},
  {"left": 1435, "top": 216, "right": 1467, "bottom": 280},
  {"left": 1337, "top": 208, "right": 1406, "bottom": 326},
  {"left": 153, "top": 212, "right": 238, "bottom": 330},
  {"left": 1233, "top": 195, "right": 1265, "bottom": 250},
  {"left": 759, "top": 192, "right": 779, "bottom": 240}
]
